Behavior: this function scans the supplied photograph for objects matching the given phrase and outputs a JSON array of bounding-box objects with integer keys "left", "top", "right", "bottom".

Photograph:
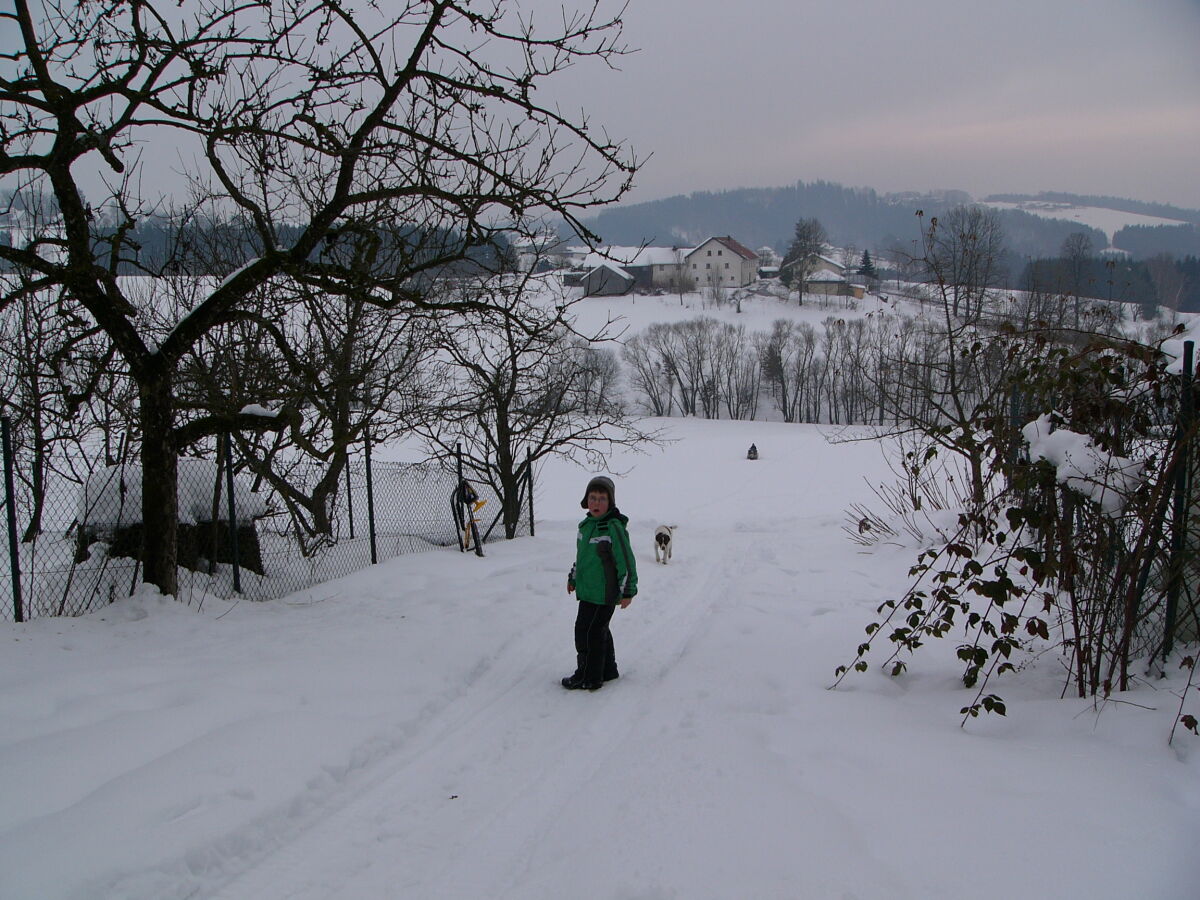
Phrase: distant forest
[
  {"left": 575, "top": 180, "right": 1200, "bottom": 312},
  {"left": 1110, "top": 224, "right": 1200, "bottom": 258},
  {"left": 577, "top": 180, "right": 1113, "bottom": 260},
  {"left": 5, "top": 184, "right": 1198, "bottom": 312},
  {"left": 0, "top": 205, "right": 512, "bottom": 279},
  {"left": 1019, "top": 254, "right": 1200, "bottom": 314}
]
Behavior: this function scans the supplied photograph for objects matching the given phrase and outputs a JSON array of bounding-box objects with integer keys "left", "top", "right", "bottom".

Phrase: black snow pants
[{"left": 574, "top": 600, "right": 619, "bottom": 683}]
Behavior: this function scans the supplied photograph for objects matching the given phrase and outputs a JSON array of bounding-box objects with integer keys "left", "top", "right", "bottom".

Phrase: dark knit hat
[{"left": 580, "top": 475, "right": 616, "bottom": 509}]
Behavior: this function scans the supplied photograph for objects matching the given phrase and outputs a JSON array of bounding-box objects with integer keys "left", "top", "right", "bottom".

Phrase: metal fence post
[
  {"left": 2, "top": 417, "right": 23, "bottom": 623},
  {"left": 526, "top": 449, "right": 535, "bottom": 537},
  {"left": 455, "top": 443, "right": 466, "bottom": 552},
  {"left": 223, "top": 433, "right": 242, "bottom": 594},
  {"left": 345, "top": 460, "right": 355, "bottom": 540},
  {"left": 364, "top": 425, "right": 378, "bottom": 565},
  {"left": 1163, "top": 340, "right": 1194, "bottom": 659}
]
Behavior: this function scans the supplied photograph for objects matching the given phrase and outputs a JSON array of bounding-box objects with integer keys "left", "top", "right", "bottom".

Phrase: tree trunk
[
  {"left": 139, "top": 370, "right": 179, "bottom": 597},
  {"left": 495, "top": 423, "right": 520, "bottom": 539},
  {"left": 500, "top": 469, "right": 522, "bottom": 540}
]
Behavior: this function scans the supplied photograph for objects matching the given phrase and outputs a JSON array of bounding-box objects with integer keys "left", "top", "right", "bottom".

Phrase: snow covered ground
[{"left": 2, "top": 416, "right": 1197, "bottom": 900}]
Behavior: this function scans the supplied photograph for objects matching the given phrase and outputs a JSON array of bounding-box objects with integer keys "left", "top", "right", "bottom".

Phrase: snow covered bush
[{"left": 835, "top": 325, "right": 1199, "bottom": 738}]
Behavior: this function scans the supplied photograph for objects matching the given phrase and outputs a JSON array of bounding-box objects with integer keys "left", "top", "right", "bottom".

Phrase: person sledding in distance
[{"left": 563, "top": 475, "right": 637, "bottom": 691}]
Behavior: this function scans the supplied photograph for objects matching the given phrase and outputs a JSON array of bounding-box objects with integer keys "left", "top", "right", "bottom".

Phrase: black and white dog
[{"left": 654, "top": 525, "right": 674, "bottom": 564}]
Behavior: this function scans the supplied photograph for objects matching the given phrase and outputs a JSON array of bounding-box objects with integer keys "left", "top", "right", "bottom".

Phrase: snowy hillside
[
  {"left": 982, "top": 199, "right": 1190, "bottom": 245},
  {"left": 1, "top": 414, "right": 1196, "bottom": 899}
]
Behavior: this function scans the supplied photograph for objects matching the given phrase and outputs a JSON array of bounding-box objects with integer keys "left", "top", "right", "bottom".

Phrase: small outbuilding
[
  {"left": 581, "top": 262, "right": 636, "bottom": 297},
  {"left": 806, "top": 268, "right": 866, "bottom": 299}
]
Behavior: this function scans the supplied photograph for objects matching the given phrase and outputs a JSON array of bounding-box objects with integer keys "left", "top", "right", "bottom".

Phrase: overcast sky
[
  {"left": 550, "top": 0, "right": 1200, "bottom": 209},
  {"left": 4, "top": 2, "right": 1196, "bottom": 211}
]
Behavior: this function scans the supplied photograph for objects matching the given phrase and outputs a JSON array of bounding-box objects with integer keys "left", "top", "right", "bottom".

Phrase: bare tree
[
  {"left": 756, "top": 246, "right": 782, "bottom": 269},
  {"left": 415, "top": 272, "right": 658, "bottom": 538},
  {"left": 0, "top": 0, "right": 638, "bottom": 595},
  {"left": 855, "top": 211, "right": 1020, "bottom": 502},
  {"left": 177, "top": 274, "right": 437, "bottom": 545},
  {"left": 921, "top": 206, "right": 1006, "bottom": 321},
  {"left": 565, "top": 338, "right": 622, "bottom": 416},
  {"left": 714, "top": 323, "right": 759, "bottom": 420},
  {"left": 675, "top": 317, "right": 723, "bottom": 418},
  {"left": 621, "top": 329, "right": 677, "bottom": 417},
  {"left": 758, "top": 319, "right": 817, "bottom": 423},
  {"left": 0, "top": 273, "right": 136, "bottom": 538},
  {"left": 1061, "top": 231, "right": 1095, "bottom": 328}
]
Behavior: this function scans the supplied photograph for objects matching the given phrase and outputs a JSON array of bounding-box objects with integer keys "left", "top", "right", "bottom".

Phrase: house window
[
  {"left": 705, "top": 263, "right": 710, "bottom": 269},
  {"left": 717, "top": 250, "right": 723, "bottom": 256},
  {"left": 707, "top": 250, "right": 712, "bottom": 256},
  {"left": 692, "top": 263, "right": 697, "bottom": 270},
  {"left": 724, "top": 262, "right": 729, "bottom": 269}
]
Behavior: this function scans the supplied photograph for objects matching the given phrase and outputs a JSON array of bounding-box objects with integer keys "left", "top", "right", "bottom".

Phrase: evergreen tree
[
  {"left": 780, "top": 218, "right": 827, "bottom": 299},
  {"left": 858, "top": 249, "right": 877, "bottom": 279}
]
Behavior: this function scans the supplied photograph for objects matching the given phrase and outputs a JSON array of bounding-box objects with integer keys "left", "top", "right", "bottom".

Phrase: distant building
[
  {"left": 685, "top": 236, "right": 759, "bottom": 290},
  {"left": 570, "top": 245, "right": 694, "bottom": 294},
  {"left": 779, "top": 253, "right": 847, "bottom": 281},
  {"left": 580, "top": 263, "right": 636, "bottom": 297},
  {"left": 806, "top": 268, "right": 866, "bottom": 299},
  {"left": 570, "top": 235, "right": 759, "bottom": 296}
]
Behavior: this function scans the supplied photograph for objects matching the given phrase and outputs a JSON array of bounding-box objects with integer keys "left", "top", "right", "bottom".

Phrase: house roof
[
  {"left": 808, "top": 268, "right": 848, "bottom": 282},
  {"left": 780, "top": 253, "right": 845, "bottom": 273},
  {"left": 584, "top": 262, "right": 634, "bottom": 281},
  {"left": 686, "top": 236, "right": 759, "bottom": 262},
  {"left": 572, "top": 245, "right": 692, "bottom": 269}
]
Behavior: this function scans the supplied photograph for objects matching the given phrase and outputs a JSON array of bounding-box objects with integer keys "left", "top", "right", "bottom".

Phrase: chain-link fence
[{"left": 0, "top": 431, "right": 532, "bottom": 622}]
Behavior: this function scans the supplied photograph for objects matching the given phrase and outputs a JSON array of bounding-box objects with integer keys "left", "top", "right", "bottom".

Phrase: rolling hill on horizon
[{"left": 574, "top": 181, "right": 1200, "bottom": 262}]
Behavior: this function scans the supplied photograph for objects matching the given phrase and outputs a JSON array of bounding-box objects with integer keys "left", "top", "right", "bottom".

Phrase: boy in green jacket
[{"left": 563, "top": 475, "right": 638, "bottom": 691}]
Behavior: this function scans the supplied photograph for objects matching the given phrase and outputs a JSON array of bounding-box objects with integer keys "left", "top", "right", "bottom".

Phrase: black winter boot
[{"left": 561, "top": 673, "right": 602, "bottom": 691}]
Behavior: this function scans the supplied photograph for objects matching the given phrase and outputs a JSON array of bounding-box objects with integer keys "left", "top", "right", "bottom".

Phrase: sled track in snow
[{"left": 104, "top": 533, "right": 751, "bottom": 900}]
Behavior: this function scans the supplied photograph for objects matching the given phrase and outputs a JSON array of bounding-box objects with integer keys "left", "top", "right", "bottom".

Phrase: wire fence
[{"left": 0, "top": 433, "right": 532, "bottom": 622}]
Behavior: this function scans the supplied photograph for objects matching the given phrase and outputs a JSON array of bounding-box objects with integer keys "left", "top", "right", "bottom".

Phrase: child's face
[{"left": 586, "top": 491, "right": 610, "bottom": 517}]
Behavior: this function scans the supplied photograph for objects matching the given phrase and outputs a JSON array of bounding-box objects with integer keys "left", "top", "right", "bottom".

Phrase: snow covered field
[
  {"left": 981, "top": 200, "right": 1191, "bottom": 245},
  {"left": 2, "top": 415, "right": 1197, "bottom": 900}
]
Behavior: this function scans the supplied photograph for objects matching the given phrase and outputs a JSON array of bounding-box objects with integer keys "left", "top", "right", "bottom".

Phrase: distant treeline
[
  {"left": 1022, "top": 255, "right": 1200, "bottom": 314},
  {"left": 578, "top": 180, "right": 1110, "bottom": 262},
  {"left": 0, "top": 214, "right": 514, "bottom": 279},
  {"left": 1111, "top": 224, "right": 1200, "bottom": 259}
]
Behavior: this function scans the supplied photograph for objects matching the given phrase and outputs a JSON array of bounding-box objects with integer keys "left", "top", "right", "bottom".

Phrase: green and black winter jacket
[{"left": 568, "top": 508, "right": 638, "bottom": 606}]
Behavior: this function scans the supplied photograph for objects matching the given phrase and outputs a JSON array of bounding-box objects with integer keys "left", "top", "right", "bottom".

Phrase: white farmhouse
[{"left": 685, "top": 236, "right": 759, "bottom": 291}]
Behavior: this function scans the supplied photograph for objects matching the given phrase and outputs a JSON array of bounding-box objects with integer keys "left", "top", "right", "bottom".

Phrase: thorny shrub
[{"left": 835, "top": 327, "right": 1199, "bottom": 740}]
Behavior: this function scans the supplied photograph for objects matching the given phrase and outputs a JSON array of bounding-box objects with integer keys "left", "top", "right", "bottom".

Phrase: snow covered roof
[
  {"left": 688, "top": 236, "right": 758, "bottom": 261},
  {"left": 574, "top": 246, "right": 691, "bottom": 269},
  {"left": 808, "top": 268, "right": 848, "bottom": 282},
  {"left": 584, "top": 262, "right": 635, "bottom": 281},
  {"left": 780, "top": 253, "right": 844, "bottom": 273}
]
